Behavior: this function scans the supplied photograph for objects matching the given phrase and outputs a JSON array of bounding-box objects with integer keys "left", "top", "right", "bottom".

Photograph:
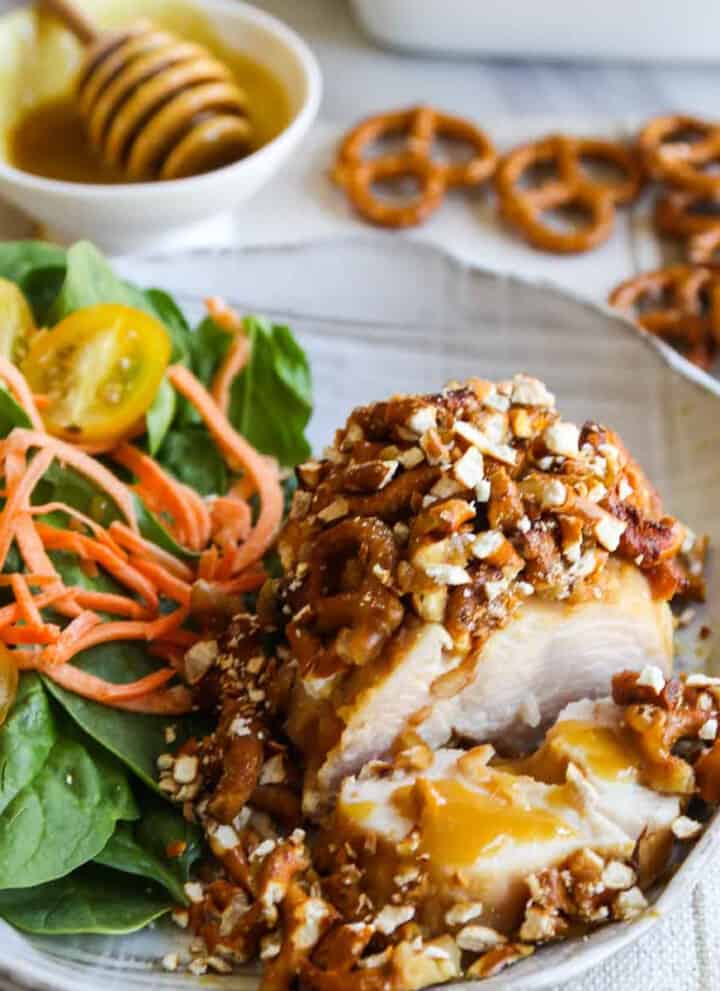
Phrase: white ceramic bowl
[
  {"left": 350, "top": 0, "right": 720, "bottom": 59},
  {"left": 0, "top": 0, "right": 321, "bottom": 252}
]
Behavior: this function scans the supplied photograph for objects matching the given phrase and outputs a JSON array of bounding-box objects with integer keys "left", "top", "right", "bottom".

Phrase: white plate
[{"left": 1, "top": 238, "right": 719, "bottom": 991}]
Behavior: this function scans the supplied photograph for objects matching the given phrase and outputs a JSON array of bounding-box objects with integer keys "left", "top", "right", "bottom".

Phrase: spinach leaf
[
  {"left": 49, "top": 242, "right": 156, "bottom": 323},
  {"left": 97, "top": 803, "right": 202, "bottom": 903},
  {"left": 135, "top": 800, "right": 204, "bottom": 886},
  {"left": 36, "top": 459, "right": 122, "bottom": 529},
  {"left": 229, "top": 316, "right": 312, "bottom": 467},
  {"left": 0, "top": 241, "right": 66, "bottom": 286},
  {"left": 19, "top": 266, "right": 67, "bottom": 325},
  {"left": 145, "top": 288, "right": 192, "bottom": 364},
  {"left": 146, "top": 377, "right": 177, "bottom": 456},
  {"left": 157, "top": 425, "right": 228, "bottom": 496},
  {"left": 0, "top": 717, "right": 138, "bottom": 889},
  {"left": 189, "top": 314, "right": 231, "bottom": 386},
  {"left": 133, "top": 494, "right": 199, "bottom": 562},
  {"left": 0, "top": 383, "right": 32, "bottom": 437},
  {"left": 0, "top": 863, "right": 171, "bottom": 934},
  {"left": 0, "top": 674, "right": 56, "bottom": 816},
  {"left": 41, "top": 643, "right": 199, "bottom": 792}
]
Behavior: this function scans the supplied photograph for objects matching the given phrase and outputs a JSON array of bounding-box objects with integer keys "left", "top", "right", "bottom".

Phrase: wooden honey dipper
[{"left": 41, "top": 0, "right": 253, "bottom": 181}]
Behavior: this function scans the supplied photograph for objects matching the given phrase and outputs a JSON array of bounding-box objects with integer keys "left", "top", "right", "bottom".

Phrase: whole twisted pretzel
[
  {"left": 688, "top": 227, "right": 720, "bottom": 265},
  {"left": 496, "top": 134, "right": 644, "bottom": 254},
  {"left": 286, "top": 517, "right": 403, "bottom": 677},
  {"left": 654, "top": 189, "right": 720, "bottom": 264},
  {"left": 609, "top": 264, "right": 720, "bottom": 370},
  {"left": 640, "top": 114, "right": 720, "bottom": 194},
  {"left": 333, "top": 105, "right": 497, "bottom": 228},
  {"left": 655, "top": 189, "right": 720, "bottom": 238}
]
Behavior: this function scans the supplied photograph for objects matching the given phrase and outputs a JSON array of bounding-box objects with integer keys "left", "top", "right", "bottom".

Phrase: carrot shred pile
[{"left": 0, "top": 302, "right": 283, "bottom": 715}]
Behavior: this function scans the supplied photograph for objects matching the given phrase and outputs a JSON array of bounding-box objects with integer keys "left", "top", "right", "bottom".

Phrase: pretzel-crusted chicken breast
[
  {"left": 174, "top": 374, "right": 710, "bottom": 989},
  {"left": 272, "top": 375, "right": 697, "bottom": 813}
]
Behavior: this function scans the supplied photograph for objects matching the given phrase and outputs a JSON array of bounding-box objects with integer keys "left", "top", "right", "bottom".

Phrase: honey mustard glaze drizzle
[
  {"left": 506, "top": 719, "right": 643, "bottom": 784},
  {"left": 406, "top": 779, "right": 575, "bottom": 868},
  {"left": 343, "top": 718, "right": 646, "bottom": 870},
  {"left": 8, "top": 14, "right": 290, "bottom": 184}
]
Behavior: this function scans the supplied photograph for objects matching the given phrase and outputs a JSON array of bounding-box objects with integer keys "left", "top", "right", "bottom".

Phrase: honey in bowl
[{"left": 6, "top": 6, "right": 290, "bottom": 184}]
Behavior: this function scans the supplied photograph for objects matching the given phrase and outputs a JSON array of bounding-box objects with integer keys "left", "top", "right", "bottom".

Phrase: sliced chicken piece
[
  {"left": 333, "top": 699, "right": 680, "bottom": 934},
  {"left": 417, "top": 561, "right": 673, "bottom": 754},
  {"left": 293, "top": 619, "right": 461, "bottom": 815},
  {"left": 300, "top": 561, "right": 671, "bottom": 813}
]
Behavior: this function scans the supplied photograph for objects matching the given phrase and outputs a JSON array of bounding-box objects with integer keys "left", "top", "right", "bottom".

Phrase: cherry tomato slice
[
  {"left": 23, "top": 303, "right": 171, "bottom": 444},
  {"left": 0, "top": 277, "right": 34, "bottom": 365}
]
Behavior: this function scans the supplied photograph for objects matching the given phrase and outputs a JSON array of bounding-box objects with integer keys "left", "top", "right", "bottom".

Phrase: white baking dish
[{"left": 349, "top": 0, "right": 720, "bottom": 60}]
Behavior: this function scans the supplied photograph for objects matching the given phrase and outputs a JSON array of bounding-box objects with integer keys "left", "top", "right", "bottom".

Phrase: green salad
[{"left": 0, "top": 239, "right": 312, "bottom": 935}]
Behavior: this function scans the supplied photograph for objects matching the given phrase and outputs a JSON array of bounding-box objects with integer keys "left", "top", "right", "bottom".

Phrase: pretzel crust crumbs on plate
[{"left": 167, "top": 375, "right": 713, "bottom": 988}]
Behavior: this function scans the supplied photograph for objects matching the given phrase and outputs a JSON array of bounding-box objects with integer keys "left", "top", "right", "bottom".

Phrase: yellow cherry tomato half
[
  {"left": 23, "top": 303, "right": 171, "bottom": 444},
  {"left": 0, "top": 277, "right": 35, "bottom": 364}
]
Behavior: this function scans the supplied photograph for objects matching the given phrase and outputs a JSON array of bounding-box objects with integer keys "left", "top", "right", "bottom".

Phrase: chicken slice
[
  {"left": 302, "top": 561, "right": 671, "bottom": 812},
  {"left": 333, "top": 699, "right": 680, "bottom": 934},
  {"left": 417, "top": 561, "right": 673, "bottom": 754}
]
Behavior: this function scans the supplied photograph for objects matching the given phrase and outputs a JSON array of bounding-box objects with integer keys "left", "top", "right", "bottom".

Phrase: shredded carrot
[
  {"left": 0, "top": 357, "right": 44, "bottom": 430},
  {"left": 0, "top": 586, "right": 72, "bottom": 630},
  {"left": 112, "top": 443, "right": 202, "bottom": 550},
  {"left": 13, "top": 514, "right": 66, "bottom": 594},
  {"left": 10, "top": 574, "right": 45, "bottom": 629},
  {"left": 205, "top": 296, "right": 244, "bottom": 333},
  {"left": 131, "top": 557, "right": 192, "bottom": 606},
  {"left": 0, "top": 447, "right": 55, "bottom": 569},
  {"left": 0, "top": 573, "right": 57, "bottom": 587},
  {"left": 212, "top": 493, "right": 252, "bottom": 544},
  {"left": 29, "top": 502, "right": 124, "bottom": 553},
  {"left": 108, "top": 522, "right": 194, "bottom": 582},
  {"left": 111, "top": 684, "right": 193, "bottom": 714},
  {"left": 179, "top": 481, "right": 212, "bottom": 547},
  {"left": 4, "top": 624, "right": 60, "bottom": 645},
  {"left": 3, "top": 447, "right": 24, "bottom": 488},
  {"left": 212, "top": 332, "right": 249, "bottom": 415},
  {"left": 32, "top": 394, "right": 50, "bottom": 411},
  {"left": 38, "top": 608, "right": 187, "bottom": 668},
  {"left": 167, "top": 365, "right": 283, "bottom": 573},
  {"left": 42, "top": 611, "right": 102, "bottom": 665},
  {"left": 198, "top": 545, "right": 219, "bottom": 580},
  {"left": 39, "top": 661, "right": 177, "bottom": 702},
  {"left": 73, "top": 590, "right": 146, "bottom": 619},
  {"left": 6, "top": 429, "right": 138, "bottom": 530},
  {"left": 36, "top": 524, "right": 159, "bottom": 610},
  {"left": 12, "top": 649, "right": 42, "bottom": 670}
]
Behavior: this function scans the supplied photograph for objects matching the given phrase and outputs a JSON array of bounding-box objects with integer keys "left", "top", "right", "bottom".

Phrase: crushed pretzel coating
[{"left": 170, "top": 375, "right": 713, "bottom": 991}]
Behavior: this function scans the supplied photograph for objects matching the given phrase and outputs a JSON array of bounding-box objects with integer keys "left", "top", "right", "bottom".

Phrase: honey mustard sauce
[
  {"left": 392, "top": 777, "right": 574, "bottom": 869},
  {"left": 504, "top": 719, "right": 642, "bottom": 784},
  {"left": 9, "top": 48, "right": 289, "bottom": 184}
]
